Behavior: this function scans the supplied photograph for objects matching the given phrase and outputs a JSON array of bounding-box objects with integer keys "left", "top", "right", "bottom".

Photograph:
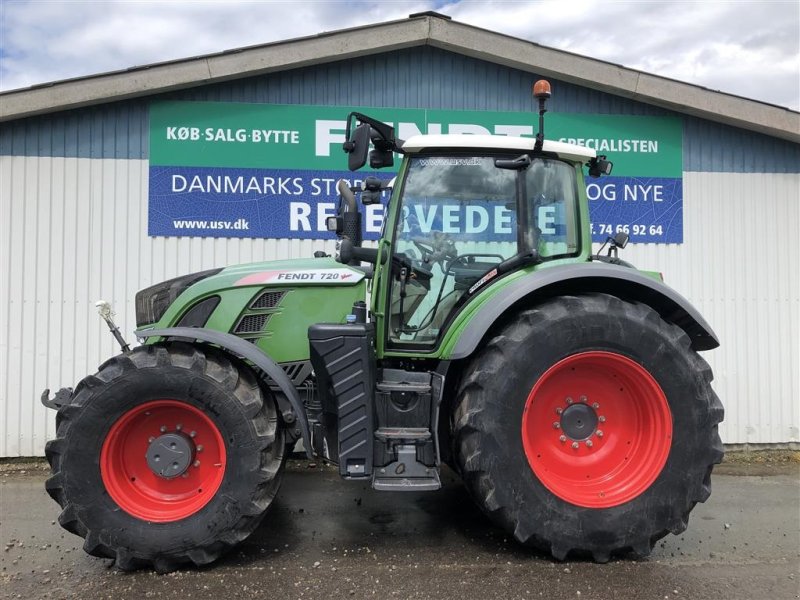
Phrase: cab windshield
[{"left": 388, "top": 154, "right": 579, "bottom": 345}]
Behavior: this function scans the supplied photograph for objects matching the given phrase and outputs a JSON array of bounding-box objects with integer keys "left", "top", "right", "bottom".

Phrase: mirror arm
[{"left": 351, "top": 112, "right": 397, "bottom": 147}]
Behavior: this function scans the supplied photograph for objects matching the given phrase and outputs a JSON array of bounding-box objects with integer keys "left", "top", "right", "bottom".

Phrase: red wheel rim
[
  {"left": 521, "top": 351, "right": 672, "bottom": 508},
  {"left": 100, "top": 400, "right": 226, "bottom": 522}
]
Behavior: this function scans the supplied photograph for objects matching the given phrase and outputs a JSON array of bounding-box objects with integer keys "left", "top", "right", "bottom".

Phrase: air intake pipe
[{"left": 337, "top": 179, "right": 362, "bottom": 249}]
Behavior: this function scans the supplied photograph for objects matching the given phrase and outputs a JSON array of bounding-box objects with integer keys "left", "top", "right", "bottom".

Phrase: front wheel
[
  {"left": 452, "top": 293, "right": 724, "bottom": 562},
  {"left": 45, "top": 343, "right": 285, "bottom": 572}
]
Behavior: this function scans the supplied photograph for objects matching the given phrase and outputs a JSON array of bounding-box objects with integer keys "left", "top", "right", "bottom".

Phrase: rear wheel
[
  {"left": 45, "top": 343, "right": 284, "bottom": 572},
  {"left": 452, "top": 293, "right": 723, "bottom": 562}
]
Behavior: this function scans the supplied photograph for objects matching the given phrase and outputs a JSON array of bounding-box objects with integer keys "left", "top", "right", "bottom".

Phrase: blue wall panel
[{"left": 1, "top": 46, "right": 798, "bottom": 172}]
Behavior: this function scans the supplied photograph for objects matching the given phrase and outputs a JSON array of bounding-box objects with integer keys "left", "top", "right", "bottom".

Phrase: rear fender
[
  {"left": 449, "top": 262, "right": 719, "bottom": 360},
  {"left": 136, "top": 327, "right": 312, "bottom": 458}
]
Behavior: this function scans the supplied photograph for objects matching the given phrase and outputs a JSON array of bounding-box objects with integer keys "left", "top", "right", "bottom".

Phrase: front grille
[
  {"left": 251, "top": 291, "right": 286, "bottom": 309},
  {"left": 234, "top": 313, "right": 271, "bottom": 334}
]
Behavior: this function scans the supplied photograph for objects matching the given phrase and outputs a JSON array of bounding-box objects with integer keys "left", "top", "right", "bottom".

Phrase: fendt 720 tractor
[{"left": 42, "top": 81, "right": 723, "bottom": 572}]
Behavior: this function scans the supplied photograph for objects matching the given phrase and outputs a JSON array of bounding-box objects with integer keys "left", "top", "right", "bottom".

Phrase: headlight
[{"left": 135, "top": 268, "right": 222, "bottom": 327}]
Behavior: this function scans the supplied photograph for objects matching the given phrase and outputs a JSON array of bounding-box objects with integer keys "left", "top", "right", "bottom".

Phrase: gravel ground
[{"left": 1, "top": 454, "right": 798, "bottom": 600}]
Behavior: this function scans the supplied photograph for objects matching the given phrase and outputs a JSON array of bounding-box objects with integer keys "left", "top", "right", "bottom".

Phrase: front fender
[
  {"left": 135, "top": 326, "right": 312, "bottom": 458},
  {"left": 448, "top": 262, "right": 719, "bottom": 360}
]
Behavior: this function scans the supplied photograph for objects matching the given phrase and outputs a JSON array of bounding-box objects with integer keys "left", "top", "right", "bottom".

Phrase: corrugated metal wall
[
  {"left": 615, "top": 171, "right": 799, "bottom": 445},
  {"left": 0, "top": 157, "right": 341, "bottom": 456},
  {"left": 2, "top": 156, "right": 798, "bottom": 455}
]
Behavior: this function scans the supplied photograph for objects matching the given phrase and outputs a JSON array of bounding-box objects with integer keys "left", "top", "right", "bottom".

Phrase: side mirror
[
  {"left": 345, "top": 122, "right": 371, "bottom": 171},
  {"left": 369, "top": 147, "right": 393, "bottom": 169},
  {"left": 343, "top": 112, "right": 401, "bottom": 172}
]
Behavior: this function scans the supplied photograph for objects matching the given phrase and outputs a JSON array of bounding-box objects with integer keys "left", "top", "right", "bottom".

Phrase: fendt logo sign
[{"left": 148, "top": 102, "right": 683, "bottom": 243}]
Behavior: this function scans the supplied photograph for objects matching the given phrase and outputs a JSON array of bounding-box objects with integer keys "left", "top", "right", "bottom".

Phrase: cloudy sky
[{"left": 1, "top": 0, "right": 798, "bottom": 110}]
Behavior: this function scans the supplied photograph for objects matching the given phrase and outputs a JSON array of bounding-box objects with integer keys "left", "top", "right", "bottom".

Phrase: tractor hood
[
  {"left": 136, "top": 257, "right": 366, "bottom": 327},
  {"left": 135, "top": 257, "right": 368, "bottom": 364}
]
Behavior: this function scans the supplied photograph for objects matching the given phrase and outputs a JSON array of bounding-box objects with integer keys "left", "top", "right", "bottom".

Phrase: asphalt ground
[{"left": 1, "top": 459, "right": 798, "bottom": 600}]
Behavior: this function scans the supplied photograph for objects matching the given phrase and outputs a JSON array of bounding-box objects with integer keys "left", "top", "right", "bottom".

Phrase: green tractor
[{"left": 41, "top": 81, "right": 723, "bottom": 571}]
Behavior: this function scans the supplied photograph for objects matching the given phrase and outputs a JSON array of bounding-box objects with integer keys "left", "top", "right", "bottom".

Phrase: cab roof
[{"left": 401, "top": 134, "right": 597, "bottom": 163}]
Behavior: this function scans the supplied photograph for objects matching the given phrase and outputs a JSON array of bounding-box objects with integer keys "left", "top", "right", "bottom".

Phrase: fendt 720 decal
[{"left": 235, "top": 268, "right": 366, "bottom": 286}]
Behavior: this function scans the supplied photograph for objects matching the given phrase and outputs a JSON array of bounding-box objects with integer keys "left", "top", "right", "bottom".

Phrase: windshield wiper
[{"left": 494, "top": 154, "right": 531, "bottom": 170}]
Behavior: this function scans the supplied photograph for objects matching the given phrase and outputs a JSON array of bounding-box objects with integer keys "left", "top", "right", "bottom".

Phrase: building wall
[
  {"left": 1, "top": 47, "right": 798, "bottom": 456},
  {"left": 3, "top": 48, "right": 800, "bottom": 172}
]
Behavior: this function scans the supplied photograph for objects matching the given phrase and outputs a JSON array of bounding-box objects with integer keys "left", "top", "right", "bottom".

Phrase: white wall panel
[
  {"left": 1, "top": 158, "right": 798, "bottom": 455},
  {"left": 0, "top": 156, "right": 339, "bottom": 456},
  {"left": 594, "top": 171, "right": 799, "bottom": 445}
]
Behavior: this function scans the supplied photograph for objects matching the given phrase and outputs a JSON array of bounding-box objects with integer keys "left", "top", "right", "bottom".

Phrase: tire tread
[
  {"left": 452, "top": 293, "right": 724, "bottom": 562},
  {"left": 44, "top": 342, "right": 284, "bottom": 572}
]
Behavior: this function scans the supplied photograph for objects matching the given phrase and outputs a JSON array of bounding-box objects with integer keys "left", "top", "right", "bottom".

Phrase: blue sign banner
[
  {"left": 587, "top": 177, "right": 682, "bottom": 243},
  {"left": 149, "top": 166, "right": 682, "bottom": 243},
  {"left": 149, "top": 166, "right": 383, "bottom": 239}
]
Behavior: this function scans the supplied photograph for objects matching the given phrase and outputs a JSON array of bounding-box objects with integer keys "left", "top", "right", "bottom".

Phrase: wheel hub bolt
[
  {"left": 559, "top": 435, "right": 567, "bottom": 443},
  {"left": 145, "top": 433, "right": 193, "bottom": 478},
  {"left": 599, "top": 416, "right": 606, "bottom": 423},
  {"left": 555, "top": 407, "right": 563, "bottom": 415},
  {"left": 586, "top": 440, "right": 593, "bottom": 448},
  {"left": 552, "top": 422, "right": 560, "bottom": 429},
  {"left": 148, "top": 436, "right": 155, "bottom": 443},
  {"left": 596, "top": 430, "right": 604, "bottom": 438},
  {"left": 160, "top": 425, "right": 167, "bottom": 433},
  {"left": 193, "top": 460, "right": 201, "bottom": 468},
  {"left": 189, "top": 431, "right": 197, "bottom": 438},
  {"left": 196, "top": 445, "right": 204, "bottom": 452},
  {"left": 566, "top": 397, "right": 574, "bottom": 404},
  {"left": 592, "top": 402, "right": 600, "bottom": 409},
  {"left": 176, "top": 424, "right": 182, "bottom": 431},
  {"left": 580, "top": 395, "right": 587, "bottom": 403},
  {"left": 571, "top": 441, "right": 579, "bottom": 449}
]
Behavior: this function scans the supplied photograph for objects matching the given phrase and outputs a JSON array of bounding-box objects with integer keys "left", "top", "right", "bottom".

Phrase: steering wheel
[
  {"left": 412, "top": 238, "right": 437, "bottom": 262},
  {"left": 412, "top": 232, "right": 458, "bottom": 268}
]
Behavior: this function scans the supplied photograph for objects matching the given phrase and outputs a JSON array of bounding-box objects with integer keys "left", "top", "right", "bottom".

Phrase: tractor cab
[
  {"left": 337, "top": 82, "right": 610, "bottom": 350},
  {"left": 384, "top": 140, "right": 587, "bottom": 346}
]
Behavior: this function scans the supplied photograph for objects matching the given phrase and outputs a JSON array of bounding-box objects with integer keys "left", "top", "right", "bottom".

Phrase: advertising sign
[{"left": 149, "top": 102, "right": 683, "bottom": 243}]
